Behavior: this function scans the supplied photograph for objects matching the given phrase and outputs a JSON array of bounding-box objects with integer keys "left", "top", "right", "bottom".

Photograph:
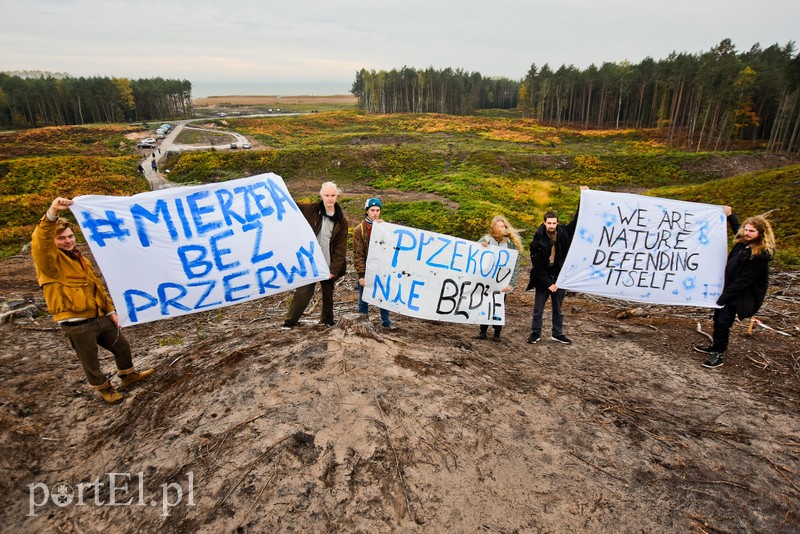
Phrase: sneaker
[
  {"left": 527, "top": 333, "right": 541, "bottom": 344},
  {"left": 702, "top": 353, "right": 724, "bottom": 369},
  {"left": 551, "top": 334, "right": 572, "bottom": 345},
  {"left": 320, "top": 321, "right": 335, "bottom": 327},
  {"left": 382, "top": 323, "right": 398, "bottom": 331},
  {"left": 693, "top": 344, "right": 717, "bottom": 355},
  {"left": 281, "top": 321, "right": 294, "bottom": 330},
  {"left": 491, "top": 333, "right": 501, "bottom": 342},
  {"left": 475, "top": 331, "right": 488, "bottom": 340}
]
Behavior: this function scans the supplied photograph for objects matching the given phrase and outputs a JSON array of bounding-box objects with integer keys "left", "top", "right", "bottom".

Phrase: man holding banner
[
  {"left": 353, "top": 197, "right": 396, "bottom": 330},
  {"left": 694, "top": 207, "right": 775, "bottom": 369},
  {"left": 283, "top": 182, "right": 349, "bottom": 329},
  {"left": 31, "top": 198, "right": 155, "bottom": 405},
  {"left": 526, "top": 187, "right": 586, "bottom": 345}
]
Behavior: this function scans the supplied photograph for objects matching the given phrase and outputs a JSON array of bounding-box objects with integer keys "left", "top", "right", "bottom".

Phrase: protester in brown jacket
[
  {"left": 31, "top": 197, "right": 154, "bottom": 404},
  {"left": 353, "top": 197, "right": 395, "bottom": 329},
  {"left": 283, "top": 182, "right": 349, "bottom": 328}
]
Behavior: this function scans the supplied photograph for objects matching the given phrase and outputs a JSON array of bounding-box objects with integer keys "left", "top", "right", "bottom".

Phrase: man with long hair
[{"left": 695, "top": 206, "right": 776, "bottom": 368}]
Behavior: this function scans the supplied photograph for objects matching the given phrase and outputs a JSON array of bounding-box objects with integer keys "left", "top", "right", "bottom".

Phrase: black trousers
[{"left": 711, "top": 303, "right": 738, "bottom": 353}]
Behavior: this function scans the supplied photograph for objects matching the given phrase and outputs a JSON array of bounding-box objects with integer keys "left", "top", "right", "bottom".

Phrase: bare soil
[{"left": 1, "top": 234, "right": 798, "bottom": 532}]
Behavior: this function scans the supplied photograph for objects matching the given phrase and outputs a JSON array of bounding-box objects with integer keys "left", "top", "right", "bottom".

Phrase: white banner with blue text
[
  {"left": 363, "top": 222, "right": 518, "bottom": 324},
  {"left": 556, "top": 190, "right": 727, "bottom": 307},
  {"left": 70, "top": 173, "right": 329, "bottom": 326}
]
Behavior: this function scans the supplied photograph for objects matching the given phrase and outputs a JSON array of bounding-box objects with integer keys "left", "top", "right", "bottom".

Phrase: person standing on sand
[
  {"left": 282, "top": 182, "right": 349, "bottom": 329},
  {"left": 526, "top": 186, "right": 587, "bottom": 346},
  {"left": 694, "top": 207, "right": 775, "bottom": 369},
  {"left": 31, "top": 197, "right": 155, "bottom": 404},
  {"left": 475, "top": 215, "right": 521, "bottom": 342},
  {"left": 353, "top": 197, "right": 396, "bottom": 330}
]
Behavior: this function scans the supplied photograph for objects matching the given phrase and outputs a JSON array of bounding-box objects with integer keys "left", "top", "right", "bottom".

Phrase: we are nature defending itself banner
[
  {"left": 70, "top": 173, "right": 329, "bottom": 326},
  {"left": 556, "top": 190, "right": 728, "bottom": 307},
  {"left": 362, "top": 222, "right": 519, "bottom": 324}
]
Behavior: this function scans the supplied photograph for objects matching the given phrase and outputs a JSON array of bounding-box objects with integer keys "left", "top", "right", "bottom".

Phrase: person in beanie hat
[{"left": 353, "top": 197, "right": 396, "bottom": 330}]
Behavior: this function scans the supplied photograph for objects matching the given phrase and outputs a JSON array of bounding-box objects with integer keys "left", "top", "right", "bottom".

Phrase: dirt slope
[{"left": 0, "top": 248, "right": 798, "bottom": 533}]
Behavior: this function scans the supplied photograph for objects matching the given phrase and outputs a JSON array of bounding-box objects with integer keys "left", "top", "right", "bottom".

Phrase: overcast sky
[{"left": 2, "top": 0, "right": 798, "bottom": 88}]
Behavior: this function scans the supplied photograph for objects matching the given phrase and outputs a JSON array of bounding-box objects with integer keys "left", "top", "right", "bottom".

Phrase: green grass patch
[
  {"left": 651, "top": 164, "right": 800, "bottom": 267},
  {"left": 3, "top": 113, "right": 797, "bottom": 269}
]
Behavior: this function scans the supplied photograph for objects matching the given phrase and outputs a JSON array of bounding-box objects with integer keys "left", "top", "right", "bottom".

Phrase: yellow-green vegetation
[
  {"left": 652, "top": 165, "right": 800, "bottom": 266},
  {"left": 158, "top": 334, "right": 184, "bottom": 346},
  {"left": 159, "top": 111, "right": 797, "bottom": 265},
  {"left": 0, "top": 126, "right": 150, "bottom": 256},
  {"left": 2, "top": 112, "right": 797, "bottom": 267},
  {"left": 174, "top": 128, "right": 235, "bottom": 145}
]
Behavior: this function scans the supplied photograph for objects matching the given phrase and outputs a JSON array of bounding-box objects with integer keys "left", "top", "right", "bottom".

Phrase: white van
[{"left": 156, "top": 128, "right": 166, "bottom": 139}]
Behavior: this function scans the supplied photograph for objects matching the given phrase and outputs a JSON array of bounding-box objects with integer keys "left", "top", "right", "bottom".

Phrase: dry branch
[
  {"left": 696, "top": 322, "right": 713, "bottom": 341},
  {"left": 568, "top": 451, "right": 628, "bottom": 485}
]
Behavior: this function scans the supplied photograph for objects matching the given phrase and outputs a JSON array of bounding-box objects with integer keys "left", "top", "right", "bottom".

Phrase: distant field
[{"left": 194, "top": 94, "right": 357, "bottom": 106}]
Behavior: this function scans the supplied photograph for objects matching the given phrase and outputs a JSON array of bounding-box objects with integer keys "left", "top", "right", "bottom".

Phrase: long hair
[
  {"left": 490, "top": 215, "right": 523, "bottom": 251},
  {"left": 735, "top": 215, "right": 776, "bottom": 257}
]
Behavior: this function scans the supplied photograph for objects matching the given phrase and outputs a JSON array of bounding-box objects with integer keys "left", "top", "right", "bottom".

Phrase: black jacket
[
  {"left": 716, "top": 214, "right": 771, "bottom": 319},
  {"left": 525, "top": 214, "right": 578, "bottom": 291}
]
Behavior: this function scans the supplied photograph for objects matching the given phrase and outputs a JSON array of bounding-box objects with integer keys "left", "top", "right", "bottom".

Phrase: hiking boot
[
  {"left": 491, "top": 333, "right": 501, "bottom": 342},
  {"left": 475, "top": 331, "right": 488, "bottom": 340},
  {"left": 281, "top": 321, "right": 294, "bottom": 330},
  {"left": 702, "top": 353, "right": 724, "bottom": 369},
  {"left": 95, "top": 381, "right": 123, "bottom": 405},
  {"left": 527, "top": 333, "right": 541, "bottom": 344},
  {"left": 118, "top": 368, "right": 155, "bottom": 387},
  {"left": 320, "top": 321, "right": 336, "bottom": 327},
  {"left": 551, "top": 334, "right": 572, "bottom": 345},
  {"left": 383, "top": 323, "right": 398, "bottom": 331},
  {"left": 693, "top": 344, "right": 717, "bottom": 355}
]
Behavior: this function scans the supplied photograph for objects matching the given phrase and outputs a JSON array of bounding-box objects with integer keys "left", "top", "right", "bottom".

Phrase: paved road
[{"left": 138, "top": 113, "right": 297, "bottom": 190}]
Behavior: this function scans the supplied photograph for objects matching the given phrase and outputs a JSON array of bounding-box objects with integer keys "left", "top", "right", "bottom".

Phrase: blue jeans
[
  {"left": 358, "top": 284, "right": 392, "bottom": 326},
  {"left": 530, "top": 287, "right": 565, "bottom": 336}
]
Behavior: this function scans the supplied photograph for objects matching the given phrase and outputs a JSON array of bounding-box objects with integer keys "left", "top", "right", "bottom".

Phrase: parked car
[
  {"left": 142, "top": 137, "right": 156, "bottom": 144},
  {"left": 156, "top": 129, "right": 165, "bottom": 139},
  {"left": 230, "top": 143, "right": 238, "bottom": 149},
  {"left": 137, "top": 142, "right": 156, "bottom": 149},
  {"left": 241, "top": 142, "right": 252, "bottom": 149}
]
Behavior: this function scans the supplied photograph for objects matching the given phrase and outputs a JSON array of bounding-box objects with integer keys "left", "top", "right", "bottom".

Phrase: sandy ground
[{"left": 0, "top": 241, "right": 798, "bottom": 533}]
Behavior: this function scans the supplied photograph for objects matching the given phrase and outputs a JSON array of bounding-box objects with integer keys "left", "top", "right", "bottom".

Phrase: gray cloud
[{"left": 1, "top": 0, "right": 797, "bottom": 85}]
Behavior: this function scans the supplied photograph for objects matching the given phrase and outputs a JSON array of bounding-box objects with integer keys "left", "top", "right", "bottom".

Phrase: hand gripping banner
[
  {"left": 70, "top": 173, "right": 329, "bottom": 325},
  {"left": 556, "top": 190, "right": 727, "bottom": 307}
]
